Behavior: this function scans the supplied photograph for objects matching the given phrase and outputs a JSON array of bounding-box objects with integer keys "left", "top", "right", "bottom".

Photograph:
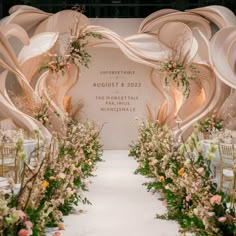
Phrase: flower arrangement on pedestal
[
  {"left": 198, "top": 115, "right": 223, "bottom": 135},
  {"left": 129, "top": 120, "right": 236, "bottom": 236}
]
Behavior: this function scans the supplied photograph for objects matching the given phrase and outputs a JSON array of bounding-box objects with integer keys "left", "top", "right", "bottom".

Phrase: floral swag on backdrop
[
  {"left": 159, "top": 34, "right": 200, "bottom": 98},
  {"left": 39, "top": 8, "right": 102, "bottom": 76}
]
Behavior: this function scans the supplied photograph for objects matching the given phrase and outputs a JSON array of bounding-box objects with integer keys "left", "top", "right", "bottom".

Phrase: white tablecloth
[
  {"left": 201, "top": 139, "right": 220, "bottom": 162},
  {"left": 18, "top": 139, "right": 44, "bottom": 181},
  {"left": 24, "top": 139, "right": 38, "bottom": 163}
]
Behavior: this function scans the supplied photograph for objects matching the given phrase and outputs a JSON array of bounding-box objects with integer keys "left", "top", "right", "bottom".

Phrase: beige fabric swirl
[{"left": 0, "top": 5, "right": 235, "bottom": 140}]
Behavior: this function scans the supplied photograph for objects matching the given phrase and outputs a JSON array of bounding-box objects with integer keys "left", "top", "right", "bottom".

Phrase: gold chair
[
  {"left": 218, "top": 143, "right": 236, "bottom": 207},
  {"left": 197, "top": 132, "right": 205, "bottom": 141},
  {"left": 0, "top": 143, "right": 19, "bottom": 183}
]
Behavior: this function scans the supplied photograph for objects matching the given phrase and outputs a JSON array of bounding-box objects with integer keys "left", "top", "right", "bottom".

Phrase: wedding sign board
[{"left": 69, "top": 47, "right": 162, "bottom": 149}]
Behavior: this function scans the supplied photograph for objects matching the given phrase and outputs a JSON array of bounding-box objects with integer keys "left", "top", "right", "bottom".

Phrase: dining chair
[
  {"left": 0, "top": 176, "right": 10, "bottom": 190},
  {"left": 197, "top": 131, "right": 204, "bottom": 141},
  {"left": 20, "top": 161, "right": 35, "bottom": 187},
  {"left": 218, "top": 143, "right": 236, "bottom": 208},
  {"left": 0, "top": 143, "right": 19, "bottom": 183}
]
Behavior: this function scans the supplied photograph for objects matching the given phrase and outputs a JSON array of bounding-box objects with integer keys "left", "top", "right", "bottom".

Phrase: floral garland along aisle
[
  {"left": 1, "top": 118, "right": 103, "bottom": 236},
  {"left": 0, "top": 19, "right": 103, "bottom": 236},
  {"left": 129, "top": 120, "right": 236, "bottom": 236}
]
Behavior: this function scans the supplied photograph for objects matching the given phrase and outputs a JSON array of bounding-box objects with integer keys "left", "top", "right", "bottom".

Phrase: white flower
[
  {"left": 208, "top": 212, "right": 215, "bottom": 217},
  {"left": 193, "top": 208, "right": 199, "bottom": 215},
  {"left": 197, "top": 167, "right": 205, "bottom": 175},
  {"left": 218, "top": 216, "right": 227, "bottom": 223},
  {"left": 57, "top": 173, "right": 66, "bottom": 179},
  {"left": 207, "top": 152, "right": 215, "bottom": 161},
  {"left": 184, "top": 159, "right": 191, "bottom": 166}
]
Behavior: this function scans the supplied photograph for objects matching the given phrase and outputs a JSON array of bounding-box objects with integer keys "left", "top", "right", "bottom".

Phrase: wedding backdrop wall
[
  {"left": 69, "top": 19, "right": 159, "bottom": 149},
  {"left": 69, "top": 47, "right": 161, "bottom": 149},
  {"left": 0, "top": 5, "right": 236, "bottom": 149}
]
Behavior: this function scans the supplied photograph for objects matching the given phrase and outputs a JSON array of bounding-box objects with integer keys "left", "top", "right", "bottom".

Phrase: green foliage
[
  {"left": 161, "top": 60, "right": 198, "bottom": 98},
  {"left": 199, "top": 115, "right": 223, "bottom": 134},
  {"left": 129, "top": 120, "right": 236, "bottom": 236},
  {"left": 0, "top": 119, "right": 103, "bottom": 235},
  {"left": 40, "top": 30, "right": 102, "bottom": 74}
]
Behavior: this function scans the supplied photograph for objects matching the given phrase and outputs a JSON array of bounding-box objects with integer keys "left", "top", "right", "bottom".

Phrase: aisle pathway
[{"left": 62, "top": 150, "right": 179, "bottom": 236}]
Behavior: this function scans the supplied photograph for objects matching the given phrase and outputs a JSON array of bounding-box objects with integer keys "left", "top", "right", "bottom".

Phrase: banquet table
[
  {"left": 24, "top": 139, "right": 37, "bottom": 157},
  {"left": 201, "top": 139, "right": 220, "bottom": 162},
  {"left": 0, "top": 139, "right": 39, "bottom": 188},
  {"left": 201, "top": 139, "right": 236, "bottom": 162},
  {"left": 0, "top": 139, "right": 44, "bottom": 184}
]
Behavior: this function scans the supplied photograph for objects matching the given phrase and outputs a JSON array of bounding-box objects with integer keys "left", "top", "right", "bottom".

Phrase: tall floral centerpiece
[{"left": 198, "top": 114, "right": 223, "bottom": 138}]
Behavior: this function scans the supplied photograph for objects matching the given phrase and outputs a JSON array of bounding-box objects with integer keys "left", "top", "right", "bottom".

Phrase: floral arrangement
[
  {"left": 57, "top": 116, "right": 103, "bottom": 215},
  {"left": 159, "top": 34, "right": 199, "bottom": 98},
  {"left": 11, "top": 93, "right": 58, "bottom": 128},
  {"left": 0, "top": 181, "right": 33, "bottom": 236},
  {"left": 39, "top": 7, "right": 102, "bottom": 76},
  {"left": 161, "top": 60, "right": 197, "bottom": 98},
  {"left": 216, "top": 129, "right": 236, "bottom": 144},
  {"left": 40, "top": 30, "right": 102, "bottom": 75},
  {"left": 198, "top": 115, "right": 223, "bottom": 135},
  {"left": 0, "top": 129, "right": 24, "bottom": 143},
  {"left": 129, "top": 120, "right": 236, "bottom": 235},
  {"left": 129, "top": 120, "right": 173, "bottom": 178},
  {"left": 0, "top": 117, "right": 103, "bottom": 235},
  {"left": 33, "top": 96, "right": 55, "bottom": 127}
]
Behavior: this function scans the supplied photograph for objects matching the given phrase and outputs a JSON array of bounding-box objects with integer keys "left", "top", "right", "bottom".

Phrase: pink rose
[
  {"left": 66, "top": 62, "right": 72, "bottom": 69},
  {"left": 17, "top": 210, "right": 26, "bottom": 220},
  {"left": 218, "top": 216, "right": 227, "bottom": 223},
  {"left": 186, "top": 195, "right": 191, "bottom": 202},
  {"left": 208, "top": 212, "right": 215, "bottom": 217},
  {"left": 53, "top": 232, "right": 61, "bottom": 236},
  {"left": 162, "top": 199, "right": 167, "bottom": 205},
  {"left": 24, "top": 221, "right": 33, "bottom": 229},
  {"left": 197, "top": 167, "right": 205, "bottom": 175},
  {"left": 18, "top": 229, "right": 28, "bottom": 236},
  {"left": 210, "top": 195, "right": 222, "bottom": 205},
  {"left": 58, "top": 223, "right": 65, "bottom": 230}
]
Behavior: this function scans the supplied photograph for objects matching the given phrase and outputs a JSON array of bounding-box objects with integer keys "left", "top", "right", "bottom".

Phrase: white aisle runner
[{"left": 63, "top": 150, "right": 179, "bottom": 236}]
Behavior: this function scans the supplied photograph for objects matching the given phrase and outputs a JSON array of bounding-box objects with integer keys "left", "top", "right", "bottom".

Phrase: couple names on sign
[
  {"left": 96, "top": 95, "right": 138, "bottom": 112},
  {"left": 93, "top": 69, "right": 141, "bottom": 113}
]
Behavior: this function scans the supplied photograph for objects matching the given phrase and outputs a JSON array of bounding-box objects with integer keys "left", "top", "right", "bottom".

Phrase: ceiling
[{"left": 1, "top": 0, "right": 235, "bottom": 18}]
